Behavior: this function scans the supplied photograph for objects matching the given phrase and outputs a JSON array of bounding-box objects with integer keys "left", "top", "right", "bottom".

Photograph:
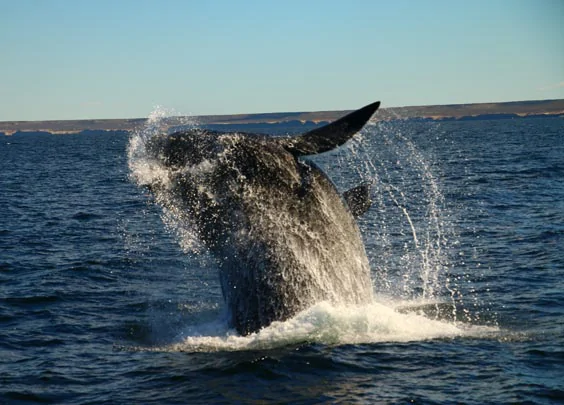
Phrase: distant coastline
[{"left": 1, "top": 99, "right": 563, "bottom": 136}]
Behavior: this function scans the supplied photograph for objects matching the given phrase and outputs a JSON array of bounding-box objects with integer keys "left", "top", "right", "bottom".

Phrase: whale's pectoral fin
[
  {"left": 280, "top": 101, "right": 380, "bottom": 156},
  {"left": 343, "top": 182, "right": 372, "bottom": 217}
]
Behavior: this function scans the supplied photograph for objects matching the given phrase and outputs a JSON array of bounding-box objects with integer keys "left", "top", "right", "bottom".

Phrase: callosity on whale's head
[{"left": 140, "top": 101, "right": 381, "bottom": 335}]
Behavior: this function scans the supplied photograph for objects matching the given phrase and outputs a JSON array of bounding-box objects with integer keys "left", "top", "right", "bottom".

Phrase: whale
[{"left": 140, "top": 101, "right": 381, "bottom": 335}]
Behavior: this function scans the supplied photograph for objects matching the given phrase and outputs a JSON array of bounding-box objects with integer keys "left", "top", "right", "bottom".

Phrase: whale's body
[{"left": 140, "top": 102, "right": 380, "bottom": 335}]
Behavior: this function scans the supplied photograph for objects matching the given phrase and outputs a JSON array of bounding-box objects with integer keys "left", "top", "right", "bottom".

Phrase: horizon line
[{"left": 1, "top": 97, "right": 564, "bottom": 124}]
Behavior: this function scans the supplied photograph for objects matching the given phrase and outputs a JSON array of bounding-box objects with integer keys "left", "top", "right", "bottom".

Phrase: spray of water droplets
[
  {"left": 127, "top": 106, "right": 207, "bottom": 253},
  {"left": 124, "top": 108, "right": 497, "bottom": 350},
  {"left": 314, "top": 117, "right": 485, "bottom": 325}
]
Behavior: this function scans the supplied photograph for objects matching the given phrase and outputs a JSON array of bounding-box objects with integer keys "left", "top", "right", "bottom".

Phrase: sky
[{"left": 1, "top": 0, "right": 563, "bottom": 121}]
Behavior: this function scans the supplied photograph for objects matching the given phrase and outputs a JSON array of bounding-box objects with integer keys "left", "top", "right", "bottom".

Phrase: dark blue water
[{"left": 1, "top": 117, "right": 563, "bottom": 404}]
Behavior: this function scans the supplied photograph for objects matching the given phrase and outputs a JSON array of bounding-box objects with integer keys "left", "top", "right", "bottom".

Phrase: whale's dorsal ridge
[{"left": 279, "top": 101, "right": 380, "bottom": 156}]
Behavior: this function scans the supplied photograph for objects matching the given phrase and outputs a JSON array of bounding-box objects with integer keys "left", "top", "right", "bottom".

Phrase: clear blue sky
[{"left": 1, "top": 0, "right": 563, "bottom": 121}]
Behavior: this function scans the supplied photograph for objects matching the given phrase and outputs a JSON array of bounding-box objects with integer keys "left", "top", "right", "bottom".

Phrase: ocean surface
[{"left": 1, "top": 115, "right": 563, "bottom": 404}]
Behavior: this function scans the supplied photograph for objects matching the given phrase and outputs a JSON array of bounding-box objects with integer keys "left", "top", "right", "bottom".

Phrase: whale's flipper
[
  {"left": 343, "top": 182, "right": 372, "bottom": 217},
  {"left": 280, "top": 101, "right": 380, "bottom": 156}
]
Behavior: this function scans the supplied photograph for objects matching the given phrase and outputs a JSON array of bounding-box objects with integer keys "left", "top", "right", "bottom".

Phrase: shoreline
[{"left": 1, "top": 99, "right": 563, "bottom": 136}]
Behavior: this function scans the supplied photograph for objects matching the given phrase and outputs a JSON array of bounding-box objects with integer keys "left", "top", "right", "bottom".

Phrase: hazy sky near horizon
[{"left": 1, "top": 0, "right": 563, "bottom": 121}]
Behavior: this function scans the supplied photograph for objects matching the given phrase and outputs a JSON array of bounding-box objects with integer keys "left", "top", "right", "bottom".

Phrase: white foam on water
[{"left": 152, "top": 300, "right": 498, "bottom": 353}]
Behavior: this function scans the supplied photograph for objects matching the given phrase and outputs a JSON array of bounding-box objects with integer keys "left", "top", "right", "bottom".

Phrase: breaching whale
[{"left": 140, "top": 101, "right": 381, "bottom": 335}]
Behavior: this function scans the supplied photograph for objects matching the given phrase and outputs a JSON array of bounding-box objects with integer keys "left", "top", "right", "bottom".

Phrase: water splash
[
  {"left": 128, "top": 107, "right": 205, "bottom": 253},
  {"left": 313, "top": 118, "right": 482, "bottom": 325},
  {"left": 126, "top": 109, "right": 492, "bottom": 348},
  {"left": 120, "top": 300, "right": 498, "bottom": 353}
]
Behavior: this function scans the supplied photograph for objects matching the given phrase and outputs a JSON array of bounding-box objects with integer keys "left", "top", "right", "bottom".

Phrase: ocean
[{"left": 1, "top": 115, "right": 563, "bottom": 404}]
